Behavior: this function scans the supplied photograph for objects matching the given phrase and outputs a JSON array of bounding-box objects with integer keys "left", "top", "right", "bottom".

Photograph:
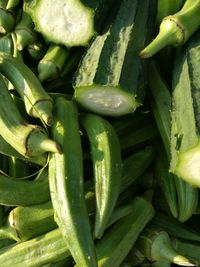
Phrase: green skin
[
  {"left": 49, "top": 97, "right": 97, "bottom": 267},
  {"left": 140, "top": 0, "right": 200, "bottom": 58}
]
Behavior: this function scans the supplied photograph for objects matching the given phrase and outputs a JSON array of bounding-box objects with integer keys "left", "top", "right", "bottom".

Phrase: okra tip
[
  {"left": 173, "top": 255, "right": 196, "bottom": 266},
  {"left": 39, "top": 139, "right": 62, "bottom": 154},
  {"left": 140, "top": 17, "right": 184, "bottom": 58},
  {"left": 41, "top": 113, "right": 53, "bottom": 127}
]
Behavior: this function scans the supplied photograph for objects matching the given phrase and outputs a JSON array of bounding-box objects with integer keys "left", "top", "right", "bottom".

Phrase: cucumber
[
  {"left": 48, "top": 97, "right": 97, "bottom": 267},
  {"left": 170, "top": 31, "right": 200, "bottom": 187},
  {"left": 81, "top": 113, "right": 122, "bottom": 239},
  {"left": 74, "top": 0, "right": 155, "bottom": 116},
  {"left": 26, "top": 0, "right": 116, "bottom": 47}
]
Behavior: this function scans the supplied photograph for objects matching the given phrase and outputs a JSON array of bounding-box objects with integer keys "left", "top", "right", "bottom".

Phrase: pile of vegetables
[{"left": 0, "top": 0, "right": 199, "bottom": 266}]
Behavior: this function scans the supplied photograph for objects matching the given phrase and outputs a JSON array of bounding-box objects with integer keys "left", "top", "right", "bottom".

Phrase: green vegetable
[
  {"left": 140, "top": 0, "right": 200, "bottom": 58},
  {"left": 49, "top": 97, "right": 97, "bottom": 267},
  {"left": 74, "top": 0, "right": 154, "bottom": 116},
  {"left": 81, "top": 113, "right": 122, "bottom": 239}
]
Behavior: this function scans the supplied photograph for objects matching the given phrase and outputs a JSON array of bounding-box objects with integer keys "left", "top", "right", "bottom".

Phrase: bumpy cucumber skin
[
  {"left": 74, "top": 0, "right": 154, "bottom": 116},
  {"left": 49, "top": 97, "right": 97, "bottom": 267},
  {"left": 81, "top": 113, "right": 122, "bottom": 239}
]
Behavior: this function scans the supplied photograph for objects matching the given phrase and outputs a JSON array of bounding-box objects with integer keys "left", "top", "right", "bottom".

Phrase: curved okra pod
[
  {"left": 0, "top": 7, "right": 15, "bottom": 34},
  {"left": 0, "top": 73, "right": 60, "bottom": 158},
  {"left": 140, "top": 0, "right": 200, "bottom": 58},
  {"left": 0, "top": 170, "right": 50, "bottom": 206},
  {"left": 38, "top": 44, "right": 70, "bottom": 82},
  {"left": 49, "top": 97, "right": 97, "bottom": 267},
  {"left": 81, "top": 113, "right": 122, "bottom": 239},
  {"left": 0, "top": 52, "right": 54, "bottom": 125}
]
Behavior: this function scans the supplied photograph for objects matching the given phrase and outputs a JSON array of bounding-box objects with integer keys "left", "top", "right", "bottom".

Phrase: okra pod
[
  {"left": 38, "top": 44, "right": 70, "bottom": 82},
  {"left": 0, "top": 170, "right": 50, "bottom": 206},
  {"left": 0, "top": 73, "right": 60, "bottom": 158},
  {"left": 49, "top": 97, "right": 97, "bottom": 267},
  {"left": 81, "top": 113, "right": 122, "bottom": 239},
  {"left": 0, "top": 52, "right": 54, "bottom": 126},
  {"left": 140, "top": 0, "right": 200, "bottom": 58}
]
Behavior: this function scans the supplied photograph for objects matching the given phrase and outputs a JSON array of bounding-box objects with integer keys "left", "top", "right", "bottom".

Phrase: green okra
[
  {"left": 27, "top": 40, "right": 47, "bottom": 61},
  {"left": 0, "top": 73, "right": 60, "bottom": 158},
  {"left": 172, "top": 238, "right": 200, "bottom": 266},
  {"left": 0, "top": 170, "right": 50, "bottom": 206},
  {"left": 136, "top": 228, "right": 195, "bottom": 266},
  {"left": 38, "top": 44, "right": 70, "bottom": 82},
  {"left": 150, "top": 212, "right": 200, "bottom": 242},
  {"left": 95, "top": 197, "right": 154, "bottom": 267},
  {"left": 6, "top": 0, "right": 21, "bottom": 9},
  {"left": 149, "top": 60, "right": 198, "bottom": 222},
  {"left": 0, "top": 7, "right": 15, "bottom": 34},
  {"left": 0, "top": 228, "right": 70, "bottom": 267},
  {"left": 49, "top": 97, "right": 97, "bottom": 267},
  {"left": 81, "top": 113, "right": 122, "bottom": 239},
  {"left": 170, "top": 31, "right": 200, "bottom": 187},
  {"left": 0, "top": 52, "right": 54, "bottom": 125},
  {"left": 14, "top": 8, "right": 37, "bottom": 50},
  {"left": 0, "top": 33, "right": 14, "bottom": 54},
  {"left": 140, "top": 0, "right": 200, "bottom": 58},
  {"left": 156, "top": 0, "right": 184, "bottom": 24}
]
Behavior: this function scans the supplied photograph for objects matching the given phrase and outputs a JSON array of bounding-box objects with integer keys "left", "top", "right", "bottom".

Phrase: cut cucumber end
[
  {"left": 74, "top": 85, "right": 139, "bottom": 117},
  {"left": 173, "top": 141, "right": 200, "bottom": 188},
  {"left": 32, "top": 0, "right": 95, "bottom": 47}
]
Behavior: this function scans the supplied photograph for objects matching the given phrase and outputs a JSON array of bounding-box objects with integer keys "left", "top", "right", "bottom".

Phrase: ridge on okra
[{"left": 25, "top": 0, "right": 116, "bottom": 47}]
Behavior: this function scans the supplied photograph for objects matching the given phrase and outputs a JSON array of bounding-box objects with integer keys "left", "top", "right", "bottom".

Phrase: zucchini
[
  {"left": 170, "top": 31, "right": 200, "bottom": 187},
  {"left": 74, "top": 0, "right": 155, "bottom": 116},
  {"left": 48, "top": 97, "right": 97, "bottom": 267},
  {"left": 81, "top": 113, "right": 122, "bottom": 239}
]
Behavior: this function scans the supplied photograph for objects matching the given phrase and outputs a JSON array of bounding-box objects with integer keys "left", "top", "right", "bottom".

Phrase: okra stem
[{"left": 140, "top": 0, "right": 200, "bottom": 58}]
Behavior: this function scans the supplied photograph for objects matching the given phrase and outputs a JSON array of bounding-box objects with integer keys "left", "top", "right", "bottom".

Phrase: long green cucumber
[
  {"left": 74, "top": 0, "right": 155, "bottom": 116},
  {"left": 0, "top": 170, "right": 50, "bottom": 206},
  {"left": 26, "top": 0, "right": 117, "bottom": 47},
  {"left": 0, "top": 52, "right": 53, "bottom": 126},
  {"left": 0, "top": 228, "right": 70, "bottom": 267},
  {"left": 48, "top": 97, "right": 97, "bottom": 267},
  {"left": 170, "top": 31, "right": 200, "bottom": 187},
  {"left": 0, "top": 73, "right": 60, "bottom": 158},
  {"left": 95, "top": 196, "right": 154, "bottom": 267},
  {"left": 149, "top": 60, "right": 198, "bottom": 221},
  {"left": 81, "top": 113, "right": 122, "bottom": 239}
]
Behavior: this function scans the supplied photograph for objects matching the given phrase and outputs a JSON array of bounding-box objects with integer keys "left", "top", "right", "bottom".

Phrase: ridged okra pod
[
  {"left": 140, "top": 0, "right": 200, "bottom": 58},
  {"left": 0, "top": 73, "right": 60, "bottom": 158},
  {"left": 149, "top": 60, "right": 198, "bottom": 221},
  {"left": 0, "top": 228, "right": 70, "bottom": 267},
  {"left": 0, "top": 170, "right": 50, "bottom": 206},
  {"left": 38, "top": 44, "right": 70, "bottom": 82},
  {"left": 95, "top": 196, "right": 154, "bottom": 267},
  {"left": 74, "top": 0, "right": 155, "bottom": 116},
  {"left": 81, "top": 113, "right": 122, "bottom": 239},
  {"left": 170, "top": 31, "right": 200, "bottom": 187},
  {"left": 0, "top": 52, "right": 54, "bottom": 126},
  {"left": 48, "top": 97, "right": 97, "bottom": 267}
]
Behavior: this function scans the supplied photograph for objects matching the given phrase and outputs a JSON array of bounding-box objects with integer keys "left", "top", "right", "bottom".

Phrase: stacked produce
[{"left": 0, "top": 0, "right": 199, "bottom": 266}]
